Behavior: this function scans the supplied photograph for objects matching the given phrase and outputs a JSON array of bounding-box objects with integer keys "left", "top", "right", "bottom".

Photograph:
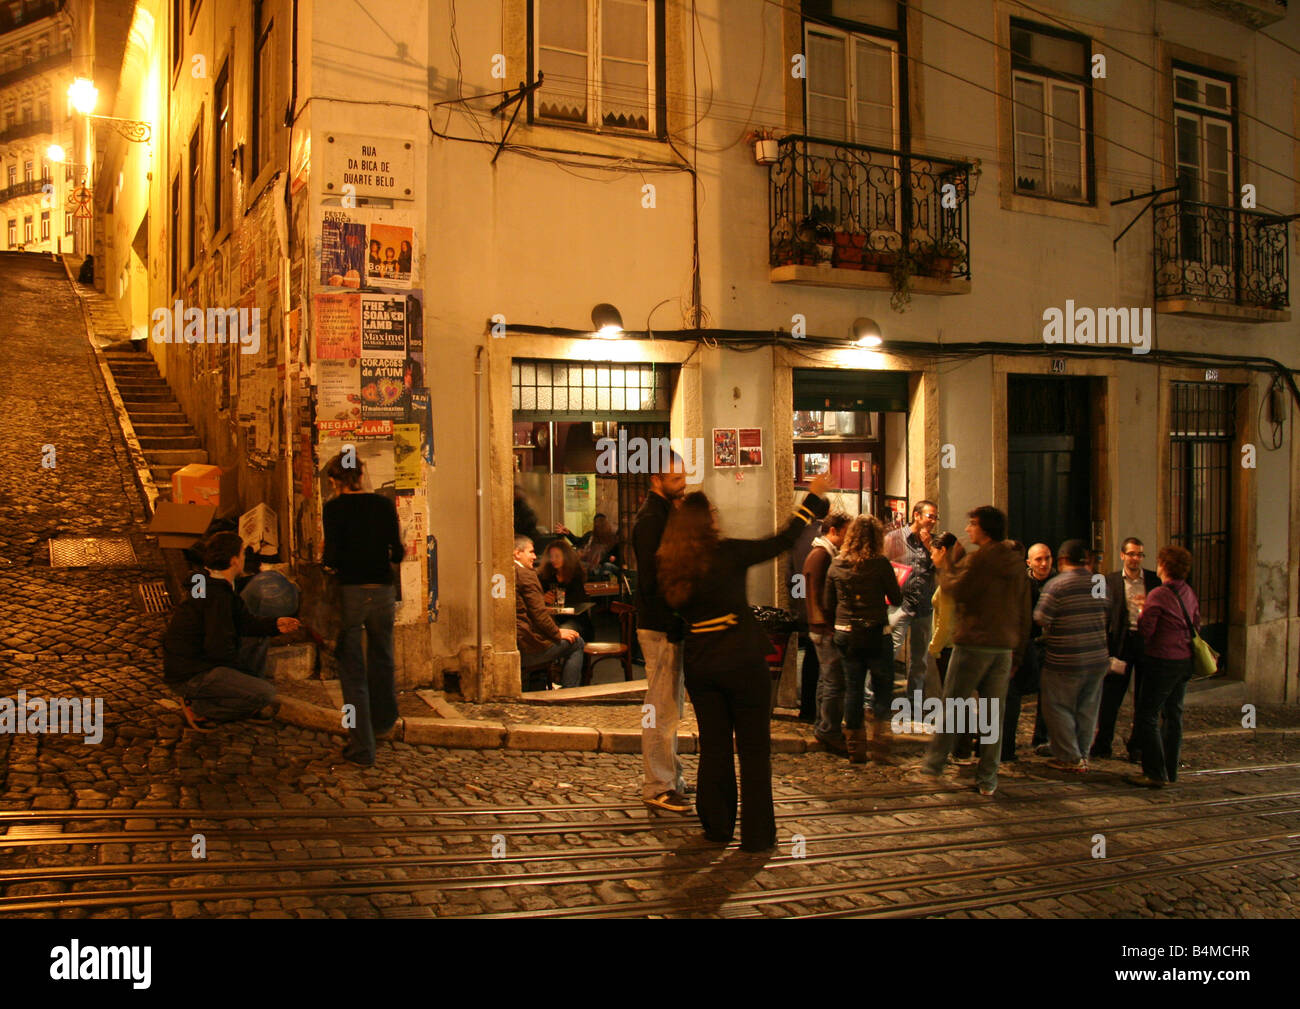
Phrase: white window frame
[
  {"left": 1012, "top": 70, "right": 1087, "bottom": 203},
  {"left": 803, "top": 23, "right": 900, "bottom": 149},
  {"left": 23, "top": 216, "right": 33, "bottom": 242},
  {"left": 1173, "top": 68, "right": 1235, "bottom": 207},
  {"left": 533, "top": 0, "right": 658, "bottom": 136}
]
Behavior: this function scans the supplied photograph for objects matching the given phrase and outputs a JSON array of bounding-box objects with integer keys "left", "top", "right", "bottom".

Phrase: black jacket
[
  {"left": 1105, "top": 568, "right": 1162, "bottom": 656},
  {"left": 823, "top": 555, "right": 903, "bottom": 629},
  {"left": 632, "top": 491, "right": 674, "bottom": 632},
  {"left": 162, "top": 577, "right": 280, "bottom": 683},
  {"left": 674, "top": 494, "right": 830, "bottom": 678}
]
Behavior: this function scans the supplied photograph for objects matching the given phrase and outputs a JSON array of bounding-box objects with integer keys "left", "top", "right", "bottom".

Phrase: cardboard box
[
  {"left": 239, "top": 503, "right": 279, "bottom": 557},
  {"left": 149, "top": 502, "right": 216, "bottom": 550},
  {"left": 171, "top": 464, "right": 239, "bottom": 517}
]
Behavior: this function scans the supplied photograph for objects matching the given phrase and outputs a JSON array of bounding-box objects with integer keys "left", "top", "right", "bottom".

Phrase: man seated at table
[{"left": 515, "top": 535, "right": 586, "bottom": 689}]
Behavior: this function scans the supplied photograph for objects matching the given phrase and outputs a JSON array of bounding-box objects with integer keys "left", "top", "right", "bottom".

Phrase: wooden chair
[{"left": 582, "top": 601, "right": 637, "bottom": 685}]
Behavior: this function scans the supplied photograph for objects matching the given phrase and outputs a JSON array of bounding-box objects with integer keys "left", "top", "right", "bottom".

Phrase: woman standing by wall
[
  {"left": 657, "top": 474, "right": 831, "bottom": 853},
  {"left": 823, "top": 515, "right": 903, "bottom": 764},
  {"left": 322, "top": 453, "right": 405, "bottom": 767}
]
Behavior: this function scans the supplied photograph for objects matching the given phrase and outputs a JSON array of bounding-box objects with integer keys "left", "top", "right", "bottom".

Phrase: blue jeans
[
  {"left": 922, "top": 646, "right": 1012, "bottom": 792},
  {"left": 1040, "top": 665, "right": 1107, "bottom": 764},
  {"left": 337, "top": 584, "right": 398, "bottom": 762},
  {"left": 521, "top": 635, "right": 586, "bottom": 690},
  {"left": 810, "top": 631, "right": 844, "bottom": 739},
  {"left": 891, "top": 608, "right": 933, "bottom": 700},
  {"left": 834, "top": 626, "right": 894, "bottom": 729}
]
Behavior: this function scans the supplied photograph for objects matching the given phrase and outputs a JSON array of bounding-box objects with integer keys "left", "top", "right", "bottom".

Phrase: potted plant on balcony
[
  {"left": 863, "top": 230, "right": 901, "bottom": 272},
  {"left": 802, "top": 205, "right": 836, "bottom": 265},
  {"left": 746, "top": 127, "right": 780, "bottom": 165},
  {"left": 833, "top": 214, "right": 867, "bottom": 268},
  {"left": 890, "top": 253, "right": 915, "bottom": 312},
  {"left": 917, "top": 236, "right": 965, "bottom": 279},
  {"left": 810, "top": 165, "right": 831, "bottom": 196}
]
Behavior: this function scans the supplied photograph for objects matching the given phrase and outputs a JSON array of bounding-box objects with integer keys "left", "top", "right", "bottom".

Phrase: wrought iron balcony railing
[
  {"left": 769, "top": 135, "right": 972, "bottom": 281},
  {"left": 0, "top": 179, "right": 45, "bottom": 203},
  {"left": 0, "top": 117, "right": 54, "bottom": 145},
  {"left": 1154, "top": 198, "right": 1289, "bottom": 312},
  {"left": 0, "top": 49, "right": 72, "bottom": 90}
]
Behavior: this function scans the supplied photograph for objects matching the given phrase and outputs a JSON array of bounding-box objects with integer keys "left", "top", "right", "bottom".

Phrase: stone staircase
[{"left": 101, "top": 347, "right": 206, "bottom": 502}]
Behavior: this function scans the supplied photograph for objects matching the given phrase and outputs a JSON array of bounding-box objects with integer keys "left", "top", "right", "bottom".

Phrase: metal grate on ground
[
  {"left": 135, "top": 580, "right": 173, "bottom": 614},
  {"left": 48, "top": 536, "right": 138, "bottom": 568}
]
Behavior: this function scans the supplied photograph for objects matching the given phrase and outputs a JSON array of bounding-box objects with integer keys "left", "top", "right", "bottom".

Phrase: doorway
[{"left": 1006, "top": 376, "right": 1094, "bottom": 552}]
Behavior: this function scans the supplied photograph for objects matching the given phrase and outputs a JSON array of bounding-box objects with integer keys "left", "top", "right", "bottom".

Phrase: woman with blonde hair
[
  {"left": 823, "top": 514, "right": 903, "bottom": 763},
  {"left": 657, "top": 474, "right": 831, "bottom": 852}
]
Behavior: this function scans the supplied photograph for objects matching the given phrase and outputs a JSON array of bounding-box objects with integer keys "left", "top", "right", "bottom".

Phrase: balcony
[
  {"left": 1164, "top": 0, "right": 1287, "bottom": 30},
  {"left": 0, "top": 48, "right": 72, "bottom": 90},
  {"left": 1154, "top": 198, "right": 1290, "bottom": 322},
  {"left": 0, "top": 2, "right": 62, "bottom": 37},
  {"left": 0, "top": 179, "right": 45, "bottom": 203},
  {"left": 768, "top": 135, "right": 972, "bottom": 300},
  {"left": 0, "top": 117, "right": 54, "bottom": 145}
]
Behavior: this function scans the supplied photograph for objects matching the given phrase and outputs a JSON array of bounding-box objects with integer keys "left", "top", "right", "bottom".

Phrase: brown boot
[
  {"left": 845, "top": 728, "right": 868, "bottom": 764},
  {"left": 870, "top": 720, "right": 894, "bottom": 764}
]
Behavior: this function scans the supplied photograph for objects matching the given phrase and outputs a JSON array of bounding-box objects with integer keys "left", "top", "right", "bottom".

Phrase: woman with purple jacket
[{"left": 1129, "top": 545, "right": 1200, "bottom": 788}]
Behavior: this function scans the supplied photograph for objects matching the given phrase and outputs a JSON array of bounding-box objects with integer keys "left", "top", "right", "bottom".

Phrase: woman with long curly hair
[
  {"left": 657, "top": 474, "right": 831, "bottom": 852},
  {"left": 823, "top": 514, "right": 903, "bottom": 763},
  {"left": 538, "top": 538, "right": 591, "bottom": 639}
]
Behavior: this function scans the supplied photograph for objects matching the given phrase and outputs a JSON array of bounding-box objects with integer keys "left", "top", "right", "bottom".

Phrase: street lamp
[
  {"left": 850, "top": 317, "right": 883, "bottom": 348},
  {"left": 591, "top": 303, "right": 624, "bottom": 339}
]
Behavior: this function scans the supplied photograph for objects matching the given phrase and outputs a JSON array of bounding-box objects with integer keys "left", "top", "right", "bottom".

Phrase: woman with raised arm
[{"left": 657, "top": 474, "right": 831, "bottom": 853}]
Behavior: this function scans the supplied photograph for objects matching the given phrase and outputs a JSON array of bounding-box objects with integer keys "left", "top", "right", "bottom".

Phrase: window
[
  {"left": 802, "top": 0, "right": 902, "bottom": 147},
  {"left": 1174, "top": 66, "right": 1234, "bottom": 207},
  {"left": 6, "top": 165, "right": 14, "bottom": 188},
  {"left": 170, "top": 172, "right": 181, "bottom": 294},
  {"left": 172, "top": 0, "right": 183, "bottom": 75},
  {"left": 3, "top": 105, "right": 13, "bottom": 128},
  {"left": 40, "top": 159, "right": 50, "bottom": 181},
  {"left": 65, "top": 210, "right": 72, "bottom": 235},
  {"left": 213, "top": 60, "right": 231, "bottom": 231},
  {"left": 40, "top": 210, "right": 49, "bottom": 239},
  {"left": 23, "top": 160, "right": 32, "bottom": 182},
  {"left": 20, "top": 101, "right": 31, "bottom": 123},
  {"left": 23, "top": 215, "right": 33, "bottom": 242},
  {"left": 188, "top": 117, "right": 202, "bottom": 269},
  {"left": 1010, "top": 19, "right": 1091, "bottom": 203},
  {"left": 533, "top": 0, "right": 661, "bottom": 135},
  {"left": 6, "top": 219, "right": 14, "bottom": 246},
  {"left": 38, "top": 98, "right": 48, "bottom": 121},
  {"left": 252, "top": 2, "right": 275, "bottom": 177}
]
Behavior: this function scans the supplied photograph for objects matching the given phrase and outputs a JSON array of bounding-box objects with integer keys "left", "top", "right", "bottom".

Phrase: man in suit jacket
[
  {"left": 515, "top": 536, "right": 585, "bottom": 690},
  {"left": 1092, "top": 537, "right": 1162, "bottom": 761}
]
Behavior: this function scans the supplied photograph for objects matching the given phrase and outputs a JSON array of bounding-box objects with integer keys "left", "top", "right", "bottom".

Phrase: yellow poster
[{"left": 394, "top": 423, "right": 421, "bottom": 490}]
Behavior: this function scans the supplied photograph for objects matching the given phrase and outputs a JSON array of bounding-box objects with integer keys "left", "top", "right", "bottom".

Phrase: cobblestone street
[{"left": 1, "top": 253, "right": 1298, "bottom": 920}]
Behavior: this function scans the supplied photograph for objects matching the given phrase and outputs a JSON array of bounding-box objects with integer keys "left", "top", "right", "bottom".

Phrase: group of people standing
[{"left": 800, "top": 497, "right": 1204, "bottom": 797}]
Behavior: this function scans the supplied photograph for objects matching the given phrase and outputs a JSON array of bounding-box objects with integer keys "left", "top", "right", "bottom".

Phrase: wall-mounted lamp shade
[
  {"left": 68, "top": 78, "right": 99, "bottom": 116},
  {"left": 591, "top": 303, "right": 624, "bottom": 338},
  {"left": 850, "top": 317, "right": 883, "bottom": 348}
]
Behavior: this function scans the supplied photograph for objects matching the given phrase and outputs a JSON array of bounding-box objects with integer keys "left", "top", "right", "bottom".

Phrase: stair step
[
  {"left": 146, "top": 448, "right": 209, "bottom": 466},
  {"left": 132, "top": 423, "right": 197, "bottom": 437},
  {"left": 115, "top": 381, "right": 170, "bottom": 392},
  {"left": 137, "top": 436, "right": 203, "bottom": 450},
  {"left": 121, "top": 394, "right": 177, "bottom": 404},
  {"left": 150, "top": 466, "right": 184, "bottom": 483}
]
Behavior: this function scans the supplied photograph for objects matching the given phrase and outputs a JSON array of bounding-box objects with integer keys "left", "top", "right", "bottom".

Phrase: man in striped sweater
[{"left": 1033, "top": 539, "right": 1110, "bottom": 772}]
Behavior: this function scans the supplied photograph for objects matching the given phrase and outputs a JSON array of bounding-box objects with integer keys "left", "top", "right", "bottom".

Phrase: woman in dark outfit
[
  {"left": 823, "top": 515, "right": 903, "bottom": 763},
  {"left": 658, "top": 474, "right": 831, "bottom": 852},
  {"left": 538, "top": 539, "right": 593, "bottom": 640},
  {"left": 322, "top": 453, "right": 405, "bottom": 766}
]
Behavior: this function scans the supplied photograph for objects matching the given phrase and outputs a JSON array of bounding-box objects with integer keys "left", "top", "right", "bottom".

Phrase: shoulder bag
[{"left": 1170, "top": 587, "right": 1218, "bottom": 679}]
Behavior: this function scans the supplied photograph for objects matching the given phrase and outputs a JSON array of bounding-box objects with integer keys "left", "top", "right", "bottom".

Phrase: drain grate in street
[
  {"left": 135, "top": 580, "right": 173, "bottom": 614},
  {"left": 48, "top": 537, "right": 138, "bottom": 568}
]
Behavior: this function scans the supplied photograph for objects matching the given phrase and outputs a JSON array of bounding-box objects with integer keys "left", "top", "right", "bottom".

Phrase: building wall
[{"left": 97, "top": 0, "right": 1300, "bottom": 702}]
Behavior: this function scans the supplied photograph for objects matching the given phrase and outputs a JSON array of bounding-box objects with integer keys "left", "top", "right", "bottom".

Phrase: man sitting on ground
[
  {"left": 514, "top": 535, "right": 585, "bottom": 689},
  {"left": 162, "top": 532, "right": 299, "bottom": 729}
]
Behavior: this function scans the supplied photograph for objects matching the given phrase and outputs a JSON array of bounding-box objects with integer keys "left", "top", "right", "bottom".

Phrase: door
[{"left": 1006, "top": 376, "right": 1093, "bottom": 553}]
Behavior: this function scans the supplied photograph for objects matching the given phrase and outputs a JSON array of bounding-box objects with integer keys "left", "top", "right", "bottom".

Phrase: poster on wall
[
  {"left": 317, "top": 435, "right": 396, "bottom": 494},
  {"left": 713, "top": 428, "right": 737, "bottom": 468},
  {"left": 738, "top": 428, "right": 763, "bottom": 466},
  {"left": 393, "top": 423, "right": 421, "bottom": 490},
  {"left": 316, "top": 358, "right": 361, "bottom": 422},
  {"left": 360, "top": 357, "right": 407, "bottom": 420},
  {"left": 313, "top": 293, "right": 361, "bottom": 359},
  {"left": 360, "top": 294, "right": 407, "bottom": 356},
  {"left": 427, "top": 534, "right": 439, "bottom": 623},
  {"left": 407, "top": 389, "right": 434, "bottom": 467},
  {"left": 320, "top": 215, "right": 366, "bottom": 288},
  {"left": 365, "top": 222, "right": 413, "bottom": 288}
]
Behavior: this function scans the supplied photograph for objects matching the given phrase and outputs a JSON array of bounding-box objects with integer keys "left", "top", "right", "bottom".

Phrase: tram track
[{"left": 1, "top": 765, "right": 1296, "bottom": 916}]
